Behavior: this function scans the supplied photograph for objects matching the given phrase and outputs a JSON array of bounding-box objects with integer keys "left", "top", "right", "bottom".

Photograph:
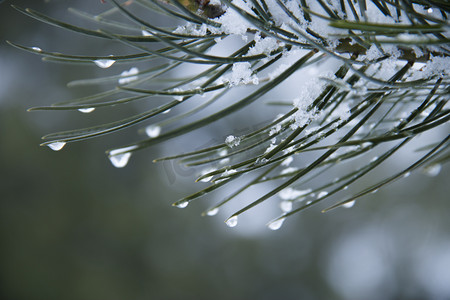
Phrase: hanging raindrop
[
  {"left": 145, "top": 125, "right": 161, "bottom": 138},
  {"left": 342, "top": 200, "right": 355, "bottom": 208},
  {"left": 199, "top": 168, "right": 216, "bottom": 182},
  {"left": 423, "top": 164, "right": 441, "bottom": 177},
  {"left": 280, "top": 200, "right": 292, "bottom": 212},
  {"left": 109, "top": 152, "right": 131, "bottom": 168},
  {"left": 225, "top": 216, "right": 238, "bottom": 227},
  {"left": 206, "top": 208, "right": 219, "bottom": 216},
  {"left": 317, "top": 191, "right": 328, "bottom": 198},
  {"left": 108, "top": 146, "right": 137, "bottom": 168},
  {"left": 267, "top": 217, "right": 285, "bottom": 230},
  {"left": 47, "top": 141, "right": 66, "bottom": 151},
  {"left": 93, "top": 58, "right": 115, "bottom": 68},
  {"left": 175, "top": 200, "right": 189, "bottom": 208},
  {"left": 78, "top": 107, "right": 95, "bottom": 113}
]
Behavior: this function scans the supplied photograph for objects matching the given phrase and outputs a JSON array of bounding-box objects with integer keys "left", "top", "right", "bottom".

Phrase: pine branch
[{"left": 12, "top": 0, "right": 449, "bottom": 230}]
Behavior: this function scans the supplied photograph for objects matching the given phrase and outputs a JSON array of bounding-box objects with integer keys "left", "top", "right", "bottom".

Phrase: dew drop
[
  {"left": 342, "top": 200, "right": 355, "bottom": 208},
  {"left": 403, "top": 172, "right": 411, "bottom": 178},
  {"left": 199, "top": 175, "right": 213, "bottom": 183},
  {"left": 199, "top": 168, "right": 216, "bottom": 182},
  {"left": 225, "top": 216, "right": 238, "bottom": 227},
  {"left": 280, "top": 200, "right": 292, "bottom": 212},
  {"left": 371, "top": 189, "right": 379, "bottom": 194},
  {"left": 218, "top": 149, "right": 228, "bottom": 156},
  {"left": 175, "top": 200, "right": 189, "bottom": 208},
  {"left": 145, "top": 125, "right": 161, "bottom": 138},
  {"left": 279, "top": 188, "right": 311, "bottom": 200},
  {"left": 219, "top": 157, "right": 230, "bottom": 165},
  {"left": 423, "top": 164, "right": 441, "bottom": 177},
  {"left": 118, "top": 67, "right": 139, "bottom": 84},
  {"left": 162, "top": 109, "right": 171, "bottom": 114},
  {"left": 317, "top": 191, "right": 328, "bottom": 198},
  {"left": 94, "top": 58, "right": 115, "bottom": 69},
  {"left": 108, "top": 145, "right": 137, "bottom": 168},
  {"left": 172, "top": 88, "right": 184, "bottom": 101},
  {"left": 427, "top": 8, "right": 433, "bottom": 13},
  {"left": 280, "top": 167, "right": 298, "bottom": 175},
  {"left": 31, "top": 46, "right": 42, "bottom": 52},
  {"left": 268, "top": 217, "right": 285, "bottom": 230},
  {"left": 206, "top": 207, "right": 219, "bottom": 216},
  {"left": 47, "top": 141, "right": 66, "bottom": 151},
  {"left": 78, "top": 107, "right": 95, "bottom": 113},
  {"left": 141, "top": 30, "right": 152, "bottom": 36},
  {"left": 109, "top": 152, "right": 131, "bottom": 168}
]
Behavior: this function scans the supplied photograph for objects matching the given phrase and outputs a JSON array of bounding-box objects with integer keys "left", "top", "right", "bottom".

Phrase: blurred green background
[{"left": 1, "top": 1, "right": 449, "bottom": 299}]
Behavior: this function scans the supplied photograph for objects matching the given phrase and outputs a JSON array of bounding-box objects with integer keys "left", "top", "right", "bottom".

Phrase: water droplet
[
  {"left": 206, "top": 207, "right": 219, "bottom": 216},
  {"left": 280, "top": 200, "right": 292, "bottom": 212},
  {"left": 342, "top": 200, "right": 355, "bottom": 208},
  {"left": 225, "top": 216, "right": 238, "bottom": 227},
  {"left": 219, "top": 157, "right": 230, "bottom": 165},
  {"left": 141, "top": 30, "right": 152, "bottom": 36},
  {"left": 94, "top": 58, "right": 115, "bottom": 68},
  {"left": 268, "top": 217, "right": 285, "bottom": 230},
  {"left": 317, "top": 191, "right": 328, "bottom": 198},
  {"left": 108, "top": 145, "right": 137, "bottom": 168},
  {"left": 343, "top": 186, "right": 349, "bottom": 190},
  {"left": 403, "top": 172, "right": 411, "bottom": 178},
  {"left": 371, "top": 189, "right": 379, "bottom": 194},
  {"left": 279, "top": 188, "right": 311, "bottom": 200},
  {"left": 31, "top": 46, "right": 42, "bottom": 52},
  {"left": 199, "top": 168, "right": 216, "bottom": 182},
  {"left": 145, "top": 125, "right": 161, "bottom": 138},
  {"left": 370, "top": 156, "right": 378, "bottom": 162},
  {"left": 280, "top": 167, "right": 298, "bottom": 175},
  {"left": 118, "top": 67, "right": 139, "bottom": 84},
  {"left": 175, "top": 200, "right": 189, "bottom": 208},
  {"left": 172, "top": 88, "right": 184, "bottom": 101},
  {"left": 255, "top": 157, "right": 268, "bottom": 165},
  {"left": 162, "top": 109, "right": 171, "bottom": 114},
  {"left": 218, "top": 149, "right": 228, "bottom": 156},
  {"left": 427, "top": 8, "right": 433, "bottom": 13},
  {"left": 78, "top": 107, "right": 95, "bottom": 113},
  {"left": 423, "top": 164, "right": 441, "bottom": 177},
  {"left": 109, "top": 152, "right": 131, "bottom": 168},
  {"left": 199, "top": 176, "right": 213, "bottom": 183},
  {"left": 47, "top": 141, "right": 66, "bottom": 151}
]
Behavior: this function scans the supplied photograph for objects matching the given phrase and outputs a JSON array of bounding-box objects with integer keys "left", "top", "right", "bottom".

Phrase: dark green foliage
[{"left": 10, "top": 0, "right": 449, "bottom": 229}]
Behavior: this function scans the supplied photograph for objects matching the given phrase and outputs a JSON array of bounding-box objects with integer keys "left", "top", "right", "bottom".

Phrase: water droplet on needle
[
  {"left": 145, "top": 125, "right": 161, "bottom": 138},
  {"left": 175, "top": 200, "right": 189, "bottom": 208},
  {"left": 94, "top": 58, "right": 115, "bottom": 68},
  {"left": 78, "top": 107, "right": 95, "bottom": 113},
  {"left": 108, "top": 146, "right": 137, "bottom": 168},
  {"left": 47, "top": 141, "right": 66, "bottom": 151},
  {"left": 267, "top": 217, "right": 285, "bottom": 230},
  {"left": 225, "top": 216, "right": 238, "bottom": 227},
  {"left": 206, "top": 208, "right": 219, "bottom": 216}
]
